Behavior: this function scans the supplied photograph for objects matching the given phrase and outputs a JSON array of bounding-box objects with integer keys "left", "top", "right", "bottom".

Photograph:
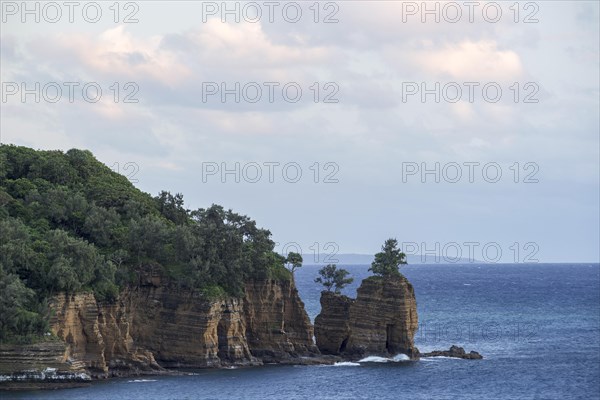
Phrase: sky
[{"left": 1, "top": 1, "right": 599, "bottom": 263}]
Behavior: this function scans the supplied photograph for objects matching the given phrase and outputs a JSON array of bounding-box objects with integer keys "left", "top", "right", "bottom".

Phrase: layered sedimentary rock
[
  {"left": 50, "top": 292, "right": 161, "bottom": 377},
  {"left": 314, "top": 275, "right": 419, "bottom": 359},
  {"left": 0, "top": 341, "right": 91, "bottom": 389},
  {"left": 131, "top": 277, "right": 317, "bottom": 367},
  {"left": 314, "top": 291, "right": 354, "bottom": 354},
  {"left": 244, "top": 280, "right": 319, "bottom": 362},
  {"left": 129, "top": 283, "right": 256, "bottom": 368},
  {"left": 1, "top": 276, "right": 319, "bottom": 385}
]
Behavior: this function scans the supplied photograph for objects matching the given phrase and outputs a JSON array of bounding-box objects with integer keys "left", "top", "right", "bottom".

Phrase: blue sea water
[{"left": 7, "top": 264, "right": 600, "bottom": 400}]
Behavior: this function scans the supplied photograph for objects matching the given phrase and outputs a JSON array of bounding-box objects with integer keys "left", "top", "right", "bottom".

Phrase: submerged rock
[{"left": 420, "top": 345, "right": 483, "bottom": 359}]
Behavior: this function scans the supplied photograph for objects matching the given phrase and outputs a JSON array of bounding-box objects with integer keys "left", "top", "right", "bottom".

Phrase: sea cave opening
[
  {"left": 386, "top": 324, "right": 395, "bottom": 353},
  {"left": 339, "top": 337, "right": 348, "bottom": 353}
]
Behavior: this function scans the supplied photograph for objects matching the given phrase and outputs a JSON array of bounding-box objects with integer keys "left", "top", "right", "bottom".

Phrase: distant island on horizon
[
  {"left": 301, "top": 253, "right": 484, "bottom": 265},
  {"left": 301, "top": 254, "right": 600, "bottom": 265}
]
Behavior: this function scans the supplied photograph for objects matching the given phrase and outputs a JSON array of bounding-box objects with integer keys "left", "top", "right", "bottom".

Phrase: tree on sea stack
[
  {"left": 285, "top": 252, "right": 303, "bottom": 274},
  {"left": 369, "top": 238, "right": 407, "bottom": 277},
  {"left": 315, "top": 264, "right": 354, "bottom": 293}
]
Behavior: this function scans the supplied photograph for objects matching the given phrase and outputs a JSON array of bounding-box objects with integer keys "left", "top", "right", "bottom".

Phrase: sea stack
[{"left": 314, "top": 275, "right": 419, "bottom": 359}]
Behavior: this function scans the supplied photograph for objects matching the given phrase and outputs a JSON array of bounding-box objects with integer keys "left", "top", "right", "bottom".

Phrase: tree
[
  {"left": 369, "top": 238, "right": 406, "bottom": 277},
  {"left": 315, "top": 264, "right": 336, "bottom": 291},
  {"left": 285, "top": 252, "right": 303, "bottom": 274},
  {"left": 48, "top": 256, "right": 80, "bottom": 293},
  {"left": 0, "top": 266, "right": 48, "bottom": 340},
  {"left": 0, "top": 144, "right": 301, "bottom": 342},
  {"left": 315, "top": 264, "right": 353, "bottom": 293},
  {"left": 46, "top": 229, "right": 99, "bottom": 288},
  {"left": 155, "top": 191, "right": 189, "bottom": 225},
  {"left": 82, "top": 204, "right": 120, "bottom": 247}
]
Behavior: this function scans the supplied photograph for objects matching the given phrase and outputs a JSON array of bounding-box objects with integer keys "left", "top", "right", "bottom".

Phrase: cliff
[
  {"left": 130, "top": 277, "right": 318, "bottom": 368},
  {"left": 314, "top": 275, "right": 419, "bottom": 359},
  {"left": 243, "top": 280, "right": 318, "bottom": 363},
  {"left": 0, "top": 278, "right": 319, "bottom": 385},
  {"left": 314, "top": 291, "right": 354, "bottom": 354},
  {"left": 49, "top": 292, "right": 161, "bottom": 377},
  {"left": 0, "top": 341, "right": 91, "bottom": 389}
]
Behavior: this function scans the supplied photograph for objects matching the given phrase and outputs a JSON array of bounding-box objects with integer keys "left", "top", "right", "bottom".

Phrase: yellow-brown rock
[
  {"left": 0, "top": 341, "right": 92, "bottom": 389},
  {"left": 243, "top": 279, "right": 319, "bottom": 362},
  {"left": 0, "top": 341, "right": 79, "bottom": 375},
  {"left": 314, "top": 291, "right": 354, "bottom": 354},
  {"left": 50, "top": 292, "right": 161, "bottom": 377},
  {"left": 129, "top": 282, "right": 257, "bottom": 368},
  {"left": 6, "top": 277, "right": 320, "bottom": 380},
  {"left": 314, "top": 275, "right": 419, "bottom": 359}
]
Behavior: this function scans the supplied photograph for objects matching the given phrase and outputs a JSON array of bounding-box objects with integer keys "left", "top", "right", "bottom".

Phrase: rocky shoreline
[
  {"left": 1, "top": 274, "right": 482, "bottom": 391},
  {"left": 0, "top": 348, "right": 484, "bottom": 390}
]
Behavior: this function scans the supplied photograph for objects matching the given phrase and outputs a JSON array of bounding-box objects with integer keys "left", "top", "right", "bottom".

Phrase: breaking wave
[
  {"left": 358, "top": 354, "right": 410, "bottom": 363},
  {"left": 333, "top": 362, "right": 361, "bottom": 367}
]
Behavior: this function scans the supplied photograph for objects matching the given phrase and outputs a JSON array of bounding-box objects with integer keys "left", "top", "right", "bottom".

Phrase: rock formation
[
  {"left": 243, "top": 280, "right": 318, "bottom": 363},
  {"left": 0, "top": 341, "right": 91, "bottom": 390},
  {"left": 420, "top": 345, "right": 483, "bottom": 359},
  {"left": 0, "top": 277, "right": 319, "bottom": 386},
  {"left": 50, "top": 292, "right": 161, "bottom": 377},
  {"left": 314, "top": 291, "right": 353, "bottom": 355},
  {"left": 314, "top": 275, "right": 419, "bottom": 359}
]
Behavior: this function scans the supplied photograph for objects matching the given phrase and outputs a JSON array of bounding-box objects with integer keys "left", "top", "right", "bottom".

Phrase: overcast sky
[{"left": 1, "top": 1, "right": 598, "bottom": 263}]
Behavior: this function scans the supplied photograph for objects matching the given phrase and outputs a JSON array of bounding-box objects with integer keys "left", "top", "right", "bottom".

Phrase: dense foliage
[
  {"left": 369, "top": 238, "right": 407, "bottom": 277},
  {"left": 0, "top": 145, "right": 289, "bottom": 342}
]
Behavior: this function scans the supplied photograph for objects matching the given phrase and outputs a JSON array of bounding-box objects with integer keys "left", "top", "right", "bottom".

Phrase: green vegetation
[
  {"left": 285, "top": 252, "right": 303, "bottom": 274},
  {"left": 315, "top": 264, "right": 353, "bottom": 293},
  {"left": 369, "top": 238, "right": 407, "bottom": 277},
  {"left": 0, "top": 145, "right": 289, "bottom": 343}
]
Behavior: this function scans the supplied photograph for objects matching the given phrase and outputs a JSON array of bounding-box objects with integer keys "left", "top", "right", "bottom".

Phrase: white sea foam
[
  {"left": 419, "top": 356, "right": 456, "bottom": 361},
  {"left": 414, "top": 345, "right": 441, "bottom": 353},
  {"left": 358, "top": 354, "right": 410, "bottom": 363},
  {"left": 358, "top": 356, "right": 389, "bottom": 363},
  {"left": 128, "top": 379, "right": 157, "bottom": 383},
  {"left": 332, "top": 362, "right": 361, "bottom": 367}
]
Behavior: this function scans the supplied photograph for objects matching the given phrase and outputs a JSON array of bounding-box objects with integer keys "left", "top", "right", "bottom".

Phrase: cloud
[
  {"left": 171, "top": 20, "right": 330, "bottom": 69},
  {"left": 27, "top": 26, "right": 191, "bottom": 86},
  {"left": 412, "top": 40, "right": 523, "bottom": 81},
  {"left": 1, "top": 3, "right": 598, "bottom": 261}
]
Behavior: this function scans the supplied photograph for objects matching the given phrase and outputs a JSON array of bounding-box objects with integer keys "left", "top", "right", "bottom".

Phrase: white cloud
[
  {"left": 1, "top": 3, "right": 598, "bottom": 261},
  {"left": 26, "top": 26, "right": 191, "bottom": 87},
  {"left": 413, "top": 40, "right": 523, "bottom": 81}
]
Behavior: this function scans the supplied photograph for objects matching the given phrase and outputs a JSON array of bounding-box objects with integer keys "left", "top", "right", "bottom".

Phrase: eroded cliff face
[
  {"left": 0, "top": 341, "right": 92, "bottom": 389},
  {"left": 314, "top": 291, "right": 354, "bottom": 355},
  {"left": 130, "top": 278, "right": 317, "bottom": 367},
  {"left": 50, "top": 292, "right": 162, "bottom": 377},
  {"left": 314, "top": 275, "right": 419, "bottom": 359},
  {"left": 128, "top": 283, "right": 256, "bottom": 369},
  {"left": 2, "top": 277, "right": 319, "bottom": 381},
  {"left": 243, "top": 279, "right": 319, "bottom": 362}
]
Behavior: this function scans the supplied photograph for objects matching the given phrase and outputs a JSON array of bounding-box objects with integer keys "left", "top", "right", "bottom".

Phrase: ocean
[{"left": 8, "top": 263, "right": 600, "bottom": 400}]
